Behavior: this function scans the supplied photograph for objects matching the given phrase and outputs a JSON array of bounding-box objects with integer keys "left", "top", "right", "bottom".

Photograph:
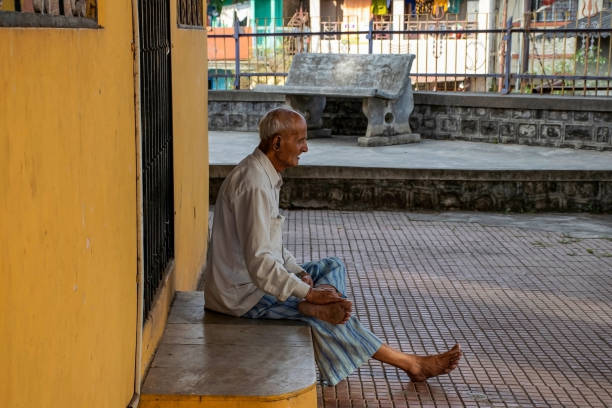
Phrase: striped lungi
[{"left": 242, "top": 257, "right": 383, "bottom": 386}]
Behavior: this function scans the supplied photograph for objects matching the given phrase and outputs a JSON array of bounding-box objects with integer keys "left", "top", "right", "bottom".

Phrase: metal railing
[
  {"left": 139, "top": 0, "right": 175, "bottom": 320},
  {"left": 207, "top": 11, "right": 612, "bottom": 96}
]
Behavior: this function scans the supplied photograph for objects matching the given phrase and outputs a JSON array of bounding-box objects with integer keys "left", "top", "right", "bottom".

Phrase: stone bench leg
[
  {"left": 358, "top": 90, "right": 421, "bottom": 147},
  {"left": 286, "top": 95, "right": 332, "bottom": 138}
]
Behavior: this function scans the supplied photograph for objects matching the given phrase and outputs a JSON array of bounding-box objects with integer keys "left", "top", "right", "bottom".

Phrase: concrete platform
[
  {"left": 140, "top": 291, "right": 317, "bottom": 408},
  {"left": 209, "top": 131, "right": 612, "bottom": 213},
  {"left": 210, "top": 131, "right": 612, "bottom": 170}
]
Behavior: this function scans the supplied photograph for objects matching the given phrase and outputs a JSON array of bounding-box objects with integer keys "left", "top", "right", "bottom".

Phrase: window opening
[{"left": 0, "top": 0, "right": 98, "bottom": 27}]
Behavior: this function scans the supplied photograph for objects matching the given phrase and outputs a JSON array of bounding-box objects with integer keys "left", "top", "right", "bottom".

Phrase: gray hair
[{"left": 258, "top": 106, "right": 305, "bottom": 146}]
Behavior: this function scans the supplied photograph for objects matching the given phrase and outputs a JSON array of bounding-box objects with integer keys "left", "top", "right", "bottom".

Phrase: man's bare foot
[
  {"left": 314, "top": 285, "right": 350, "bottom": 322},
  {"left": 299, "top": 299, "right": 352, "bottom": 324},
  {"left": 405, "top": 344, "right": 462, "bottom": 382}
]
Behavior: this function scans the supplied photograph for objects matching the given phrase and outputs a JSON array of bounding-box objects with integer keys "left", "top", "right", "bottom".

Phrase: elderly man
[{"left": 205, "top": 107, "right": 461, "bottom": 386}]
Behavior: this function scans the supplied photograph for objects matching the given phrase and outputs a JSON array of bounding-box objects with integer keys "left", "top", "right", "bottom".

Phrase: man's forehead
[
  {"left": 281, "top": 116, "right": 306, "bottom": 133},
  {"left": 288, "top": 113, "right": 306, "bottom": 125},
  {"left": 294, "top": 118, "right": 307, "bottom": 131}
]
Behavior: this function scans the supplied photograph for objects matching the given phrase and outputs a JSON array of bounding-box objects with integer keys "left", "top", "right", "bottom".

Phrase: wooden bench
[
  {"left": 255, "top": 53, "right": 421, "bottom": 147},
  {"left": 140, "top": 291, "right": 317, "bottom": 408}
]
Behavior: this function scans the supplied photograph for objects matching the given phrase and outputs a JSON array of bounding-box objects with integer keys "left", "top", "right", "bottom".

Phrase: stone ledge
[
  {"left": 209, "top": 90, "right": 285, "bottom": 103},
  {"left": 357, "top": 134, "right": 421, "bottom": 147},
  {"left": 211, "top": 165, "right": 612, "bottom": 212},
  {"left": 212, "top": 164, "right": 612, "bottom": 182},
  {"left": 140, "top": 291, "right": 317, "bottom": 408},
  {"left": 414, "top": 91, "right": 612, "bottom": 112},
  {"left": 209, "top": 90, "right": 612, "bottom": 112},
  {"left": 0, "top": 11, "right": 100, "bottom": 28}
]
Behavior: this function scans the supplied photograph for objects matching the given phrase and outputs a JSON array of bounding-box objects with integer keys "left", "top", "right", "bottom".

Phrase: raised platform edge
[{"left": 209, "top": 90, "right": 612, "bottom": 112}]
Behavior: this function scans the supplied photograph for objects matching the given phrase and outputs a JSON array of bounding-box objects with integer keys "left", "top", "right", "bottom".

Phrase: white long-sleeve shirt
[{"left": 204, "top": 148, "right": 311, "bottom": 316}]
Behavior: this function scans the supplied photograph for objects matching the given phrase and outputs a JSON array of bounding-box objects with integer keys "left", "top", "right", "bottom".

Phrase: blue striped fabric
[{"left": 242, "top": 257, "right": 383, "bottom": 386}]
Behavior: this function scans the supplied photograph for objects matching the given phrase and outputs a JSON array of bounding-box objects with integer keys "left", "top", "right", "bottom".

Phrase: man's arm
[
  {"left": 234, "top": 186, "right": 311, "bottom": 301},
  {"left": 282, "top": 246, "right": 305, "bottom": 275}
]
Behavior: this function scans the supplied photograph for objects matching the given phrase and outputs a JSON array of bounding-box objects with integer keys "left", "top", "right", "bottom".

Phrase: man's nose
[{"left": 303, "top": 142, "right": 309, "bottom": 152}]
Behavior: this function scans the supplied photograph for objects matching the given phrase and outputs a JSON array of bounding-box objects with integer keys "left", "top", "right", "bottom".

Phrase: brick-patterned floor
[{"left": 282, "top": 210, "right": 612, "bottom": 408}]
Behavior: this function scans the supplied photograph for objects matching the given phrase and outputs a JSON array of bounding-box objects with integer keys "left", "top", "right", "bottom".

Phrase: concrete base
[
  {"left": 140, "top": 291, "right": 317, "bottom": 408},
  {"left": 209, "top": 91, "right": 612, "bottom": 151},
  {"left": 308, "top": 128, "right": 332, "bottom": 138},
  {"left": 211, "top": 165, "right": 612, "bottom": 213},
  {"left": 209, "top": 131, "right": 612, "bottom": 212},
  {"left": 357, "top": 133, "right": 421, "bottom": 147}
]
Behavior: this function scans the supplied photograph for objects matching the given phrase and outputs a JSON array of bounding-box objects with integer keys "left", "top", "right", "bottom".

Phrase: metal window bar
[
  {"left": 0, "top": 0, "right": 97, "bottom": 19},
  {"left": 178, "top": 0, "right": 203, "bottom": 27},
  {"left": 207, "top": 12, "right": 612, "bottom": 95},
  {"left": 138, "top": 0, "right": 175, "bottom": 319}
]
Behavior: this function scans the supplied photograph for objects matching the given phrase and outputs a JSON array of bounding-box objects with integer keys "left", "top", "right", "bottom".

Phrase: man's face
[{"left": 275, "top": 118, "right": 308, "bottom": 171}]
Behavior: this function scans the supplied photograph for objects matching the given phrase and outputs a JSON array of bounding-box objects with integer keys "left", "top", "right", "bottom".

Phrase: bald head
[{"left": 258, "top": 107, "right": 306, "bottom": 153}]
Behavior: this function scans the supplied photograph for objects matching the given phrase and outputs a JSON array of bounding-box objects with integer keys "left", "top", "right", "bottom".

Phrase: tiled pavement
[{"left": 281, "top": 209, "right": 612, "bottom": 408}]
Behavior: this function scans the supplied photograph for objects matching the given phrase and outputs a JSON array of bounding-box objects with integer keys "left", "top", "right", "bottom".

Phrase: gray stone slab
[
  {"left": 160, "top": 323, "right": 205, "bottom": 344},
  {"left": 284, "top": 53, "right": 413, "bottom": 98},
  {"left": 255, "top": 85, "right": 377, "bottom": 98},
  {"left": 143, "top": 291, "right": 316, "bottom": 398},
  {"left": 174, "top": 291, "right": 205, "bottom": 307},
  {"left": 143, "top": 342, "right": 315, "bottom": 396},
  {"left": 167, "top": 306, "right": 204, "bottom": 324},
  {"left": 161, "top": 323, "right": 312, "bottom": 346}
]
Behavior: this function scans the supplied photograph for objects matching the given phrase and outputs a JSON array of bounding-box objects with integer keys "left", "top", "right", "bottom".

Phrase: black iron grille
[
  {"left": 138, "top": 0, "right": 174, "bottom": 320},
  {"left": 178, "top": 0, "right": 203, "bottom": 27}
]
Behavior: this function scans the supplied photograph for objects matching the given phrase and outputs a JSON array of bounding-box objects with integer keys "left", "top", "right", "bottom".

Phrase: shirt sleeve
[
  {"left": 283, "top": 246, "right": 306, "bottom": 275},
  {"left": 233, "top": 186, "right": 311, "bottom": 301}
]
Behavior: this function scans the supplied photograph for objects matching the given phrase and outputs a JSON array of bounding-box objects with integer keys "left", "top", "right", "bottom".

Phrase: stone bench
[
  {"left": 255, "top": 53, "right": 420, "bottom": 147},
  {"left": 140, "top": 291, "right": 317, "bottom": 408}
]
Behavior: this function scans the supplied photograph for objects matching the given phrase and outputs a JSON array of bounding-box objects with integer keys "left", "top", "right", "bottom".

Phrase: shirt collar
[{"left": 252, "top": 148, "right": 283, "bottom": 189}]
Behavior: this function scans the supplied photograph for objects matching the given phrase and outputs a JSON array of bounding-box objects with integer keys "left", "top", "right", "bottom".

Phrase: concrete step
[
  {"left": 210, "top": 164, "right": 612, "bottom": 213},
  {"left": 209, "top": 131, "right": 612, "bottom": 213},
  {"left": 140, "top": 291, "right": 317, "bottom": 408}
]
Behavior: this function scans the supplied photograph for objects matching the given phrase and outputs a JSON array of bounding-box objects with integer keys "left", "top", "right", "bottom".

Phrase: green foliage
[
  {"left": 520, "top": 84, "right": 533, "bottom": 94},
  {"left": 209, "top": 0, "right": 247, "bottom": 16},
  {"left": 209, "top": 0, "right": 223, "bottom": 14},
  {"left": 576, "top": 46, "right": 608, "bottom": 67},
  {"left": 558, "top": 236, "right": 582, "bottom": 244}
]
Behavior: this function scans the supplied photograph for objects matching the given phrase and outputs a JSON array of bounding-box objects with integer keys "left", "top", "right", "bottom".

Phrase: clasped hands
[{"left": 299, "top": 273, "right": 344, "bottom": 305}]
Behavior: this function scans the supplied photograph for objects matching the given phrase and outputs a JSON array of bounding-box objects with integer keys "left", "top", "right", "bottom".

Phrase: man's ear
[{"left": 273, "top": 136, "right": 281, "bottom": 151}]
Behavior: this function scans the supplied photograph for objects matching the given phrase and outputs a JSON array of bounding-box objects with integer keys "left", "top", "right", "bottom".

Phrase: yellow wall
[
  {"left": 0, "top": 0, "right": 16, "bottom": 11},
  {"left": 171, "top": 6, "right": 209, "bottom": 292},
  {"left": 0, "top": 3, "right": 138, "bottom": 408},
  {"left": 1, "top": 1, "right": 209, "bottom": 404}
]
